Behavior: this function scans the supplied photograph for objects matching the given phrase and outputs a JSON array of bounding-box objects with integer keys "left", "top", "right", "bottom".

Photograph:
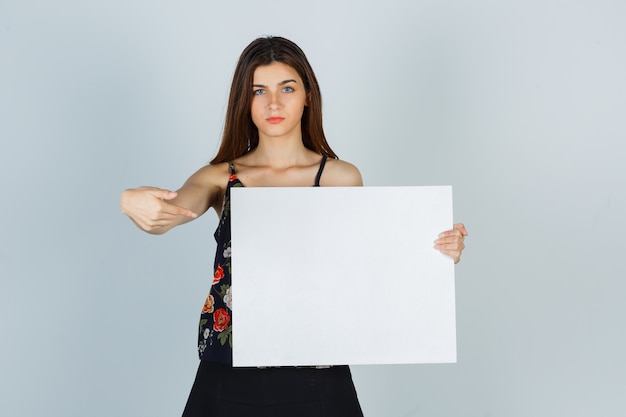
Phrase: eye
[
  {"left": 253, "top": 89, "right": 265, "bottom": 95},
  {"left": 282, "top": 86, "right": 294, "bottom": 93}
]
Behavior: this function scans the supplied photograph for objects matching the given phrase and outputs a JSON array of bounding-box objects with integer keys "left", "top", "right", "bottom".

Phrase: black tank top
[{"left": 197, "top": 156, "right": 328, "bottom": 363}]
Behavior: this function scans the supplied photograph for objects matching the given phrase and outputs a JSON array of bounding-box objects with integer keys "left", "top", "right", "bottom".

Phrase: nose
[{"left": 268, "top": 91, "right": 280, "bottom": 110}]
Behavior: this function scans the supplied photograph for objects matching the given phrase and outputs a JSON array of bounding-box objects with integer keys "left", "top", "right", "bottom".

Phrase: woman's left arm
[
  {"left": 434, "top": 223, "right": 468, "bottom": 264},
  {"left": 324, "top": 160, "right": 467, "bottom": 262}
]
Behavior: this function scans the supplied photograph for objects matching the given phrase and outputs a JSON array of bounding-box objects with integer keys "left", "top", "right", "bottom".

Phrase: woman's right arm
[{"left": 120, "top": 164, "right": 225, "bottom": 235}]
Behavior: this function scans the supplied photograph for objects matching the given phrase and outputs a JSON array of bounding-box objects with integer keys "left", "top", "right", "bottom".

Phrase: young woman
[{"left": 121, "top": 36, "right": 467, "bottom": 417}]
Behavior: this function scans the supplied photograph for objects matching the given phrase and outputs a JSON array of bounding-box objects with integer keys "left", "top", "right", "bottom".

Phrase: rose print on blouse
[
  {"left": 223, "top": 287, "right": 232, "bottom": 310},
  {"left": 213, "top": 264, "right": 225, "bottom": 285},
  {"left": 213, "top": 308, "right": 232, "bottom": 347},
  {"left": 201, "top": 294, "right": 214, "bottom": 314},
  {"left": 213, "top": 308, "right": 230, "bottom": 332}
]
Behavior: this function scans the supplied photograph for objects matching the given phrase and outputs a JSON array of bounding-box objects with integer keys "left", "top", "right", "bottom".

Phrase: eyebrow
[{"left": 252, "top": 79, "right": 298, "bottom": 88}]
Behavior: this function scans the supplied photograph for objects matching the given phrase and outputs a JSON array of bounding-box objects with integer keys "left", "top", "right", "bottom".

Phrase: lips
[{"left": 266, "top": 116, "right": 285, "bottom": 124}]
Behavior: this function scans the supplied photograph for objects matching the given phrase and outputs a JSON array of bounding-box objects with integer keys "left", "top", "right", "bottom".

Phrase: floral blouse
[
  {"left": 197, "top": 162, "right": 241, "bottom": 363},
  {"left": 197, "top": 157, "right": 327, "bottom": 363}
]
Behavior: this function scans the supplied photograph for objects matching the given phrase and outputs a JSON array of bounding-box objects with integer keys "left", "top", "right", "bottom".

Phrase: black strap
[
  {"left": 314, "top": 156, "right": 327, "bottom": 187},
  {"left": 229, "top": 158, "right": 325, "bottom": 185}
]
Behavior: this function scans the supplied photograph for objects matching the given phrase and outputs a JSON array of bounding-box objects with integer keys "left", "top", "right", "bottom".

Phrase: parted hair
[{"left": 210, "top": 36, "right": 337, "bottom": 164}]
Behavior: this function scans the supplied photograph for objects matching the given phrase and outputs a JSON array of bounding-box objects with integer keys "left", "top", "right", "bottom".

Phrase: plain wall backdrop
[{"left": 1, "top": 1, "right": 625, "bottom": 416}]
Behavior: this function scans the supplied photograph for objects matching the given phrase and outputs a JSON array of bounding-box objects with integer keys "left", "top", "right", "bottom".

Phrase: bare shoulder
[
  {"left": 177, "top": 162, "right": 232, "bottom": 213},
  {"left": 186, "top": 162, "right": 231, "bottom": 187},
  {"left": 320, "top": 158, "right": 363, "bottom": 186}
]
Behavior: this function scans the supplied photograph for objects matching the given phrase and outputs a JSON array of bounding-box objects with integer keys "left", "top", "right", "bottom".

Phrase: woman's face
[{"left": 250, "top": 62, "right": 308, "bottom": 141}]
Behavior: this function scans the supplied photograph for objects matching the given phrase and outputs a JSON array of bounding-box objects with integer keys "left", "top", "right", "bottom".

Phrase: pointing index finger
[{"left": 161, "top": 201, "right": 198, "bottom": 219}]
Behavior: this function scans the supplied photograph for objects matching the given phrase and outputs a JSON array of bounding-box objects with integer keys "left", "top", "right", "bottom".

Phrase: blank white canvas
[{"left": 230, "top": 186, "right": 456, "bottom": 367}]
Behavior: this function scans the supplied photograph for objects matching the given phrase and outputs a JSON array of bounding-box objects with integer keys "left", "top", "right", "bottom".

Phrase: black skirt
[{"left": 182, "top": 362, "right": 364, "bottom": 417}]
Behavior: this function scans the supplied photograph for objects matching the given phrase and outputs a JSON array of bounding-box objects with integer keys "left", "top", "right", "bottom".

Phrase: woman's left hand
[{"left": 434, "top": 223, "right": 468, "bottom": 264}]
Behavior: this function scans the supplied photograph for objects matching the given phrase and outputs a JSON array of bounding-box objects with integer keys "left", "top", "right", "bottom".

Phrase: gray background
[{"left": 1, "top": 1, "right": 624, "bottom": 416}]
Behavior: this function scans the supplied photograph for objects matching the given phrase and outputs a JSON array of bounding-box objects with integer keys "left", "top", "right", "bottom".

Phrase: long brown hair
[{"left": 210, "top": 36, "right": 337, "bottom": 164}]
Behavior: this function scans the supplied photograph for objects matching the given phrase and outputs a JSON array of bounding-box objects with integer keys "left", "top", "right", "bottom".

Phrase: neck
[{"left": 251, "top": 134, "right": 312, "bottom": 168}]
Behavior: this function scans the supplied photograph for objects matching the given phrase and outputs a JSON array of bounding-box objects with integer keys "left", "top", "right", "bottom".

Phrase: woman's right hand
[{"left": 120, "top": 186, "right": 198, "bottom": 234}]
